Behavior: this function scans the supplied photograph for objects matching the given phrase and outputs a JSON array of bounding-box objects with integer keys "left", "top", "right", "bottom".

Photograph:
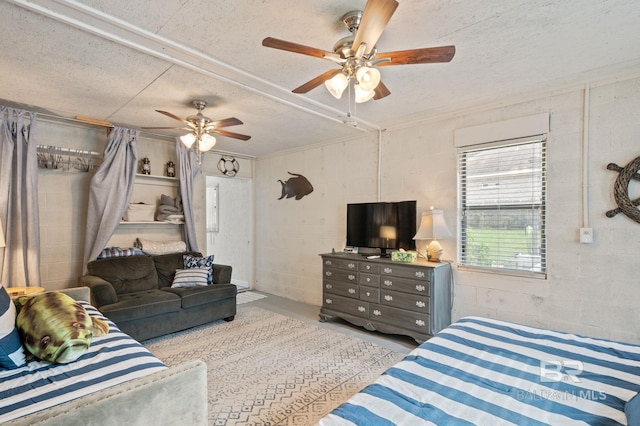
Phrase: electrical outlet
[{"left": 579, "top": 227, "right": 593, "bottom": 244}]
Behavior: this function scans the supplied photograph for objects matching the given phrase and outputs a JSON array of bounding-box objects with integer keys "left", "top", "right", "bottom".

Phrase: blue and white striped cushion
[
  {"left": 183, "top": 254, "right": 214, "bottom": 284},
  {"left": 0, "top": 285, "right": 26, "bottom": 369},
  {"left": 171, "top": 267, "right": 210, "bottom": 288}
]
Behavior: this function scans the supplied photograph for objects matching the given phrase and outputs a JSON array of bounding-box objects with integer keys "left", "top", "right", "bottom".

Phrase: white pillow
[
  {"left": 137, "top": 238, "right": 186, "bottom": 255},
  {"left": 0, "top": 285, "right": 26, "bottom": 369},
  {"left": 171, "top": 268, "right": 210, "bottom": 288}
]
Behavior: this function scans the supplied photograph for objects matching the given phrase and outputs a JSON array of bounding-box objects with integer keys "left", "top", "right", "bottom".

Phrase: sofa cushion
[
  {"left": 162, "top": 284, "right": 237, "bottom": 309},
  {"left": 99, "top": 290, "right": 181, "bottom": 323},
  {"left": 171, "top": 268, "right": 209, "bottom": 288},
  {"left": 153, "top": 251, "right": 202, "bottom": 288},
  {"left": 88, "top": 255, "right": 159, "bottom": 295}
]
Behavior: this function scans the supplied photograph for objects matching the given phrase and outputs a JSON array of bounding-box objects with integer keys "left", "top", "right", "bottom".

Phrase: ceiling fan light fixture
[
  {"left": 354, "top": 84, "right": 375, "bottom": 103},
  {"left": 325, "top": 72, "right": 349, "bottom": 99},
  {"left": 180, "top": 132, "right": 197, "bottom": 149},
  {"left": 356, "top": 66, "right": 380, "bottom": 92},
  {"left": 199, "top": 133, "right": 217, "bottom": 151}
]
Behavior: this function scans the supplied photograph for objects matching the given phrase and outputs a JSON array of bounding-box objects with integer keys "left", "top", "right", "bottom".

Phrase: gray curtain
[
  {"left": 177, "top": 139, "right": 200, "bottom": 252},
  {"left": 83, "top": 127, "right": 138, "bottom": 270},
  {"left": 0, "top": 107, "right": 40, "bottom": 287}
]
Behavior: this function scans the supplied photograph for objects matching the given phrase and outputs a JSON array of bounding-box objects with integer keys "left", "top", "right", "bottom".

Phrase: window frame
[{"left": 457, "top": 137, "right": 547, "bottom": 279}]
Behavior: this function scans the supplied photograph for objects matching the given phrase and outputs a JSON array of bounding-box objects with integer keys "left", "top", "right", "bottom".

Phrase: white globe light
[
  {"left": 355, "top": 84, "right": 375, "bottom": 103},
  {"left": 324, "top": 72, "right": 349, "bottom": 99},
  {"left": 180, "top": 133, "right": 196, "bottom": 149},
  {"left": 355, "top": 66, "right": 381, "bottom": 92},
  {"left": 199, "top": 133, "right": 217, "bottom": 151}
]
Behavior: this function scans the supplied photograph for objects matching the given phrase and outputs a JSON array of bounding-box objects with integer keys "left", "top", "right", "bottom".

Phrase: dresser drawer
[
  {"left": 322, "top": 257, "right": 358, "bottom": 271},
  {"left": 359, "top": 262, "right": 379, "bottom": 274},
  {"left": 323, "top": 268, "right": 358, "bottom": 283},
  {"left": 323, "top": 280, "right": 359, "bottom": 299},
  {"left": 323, "top": 294, "right": 369, "bottom": 319},
  {"left": 380, "top": 289, "right": 430, "bottom": 314},
  {"left": 380, "top": 264, "right": 431, "bottom": 282},
  {"left": 359, "top": 286, "right": 379, "bottom": 303},
  {"left": 370, "top": 304, "right": 430, "bottom": 334},
  {"left": 380, "top": 275, "right": 431, "bottom": 296},
  {"left": 359, "top": 273, "right": 380, "bottom": 286}
]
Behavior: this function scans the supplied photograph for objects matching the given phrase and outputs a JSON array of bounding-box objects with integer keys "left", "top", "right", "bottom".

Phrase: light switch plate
[{"left": 579, "top": 227, "right": 593, "bottom": 244}]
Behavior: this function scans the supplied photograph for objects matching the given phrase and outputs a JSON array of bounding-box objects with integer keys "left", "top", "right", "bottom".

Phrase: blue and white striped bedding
[
  {"left": 0, "top": 301, "right": 167, "bottom": 423},
  {"left": 320, "top": 316, "right": 640, "bottom": 425}
]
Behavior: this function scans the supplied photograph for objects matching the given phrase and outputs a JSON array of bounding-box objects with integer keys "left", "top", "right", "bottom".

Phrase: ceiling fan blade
[
  {"left": 155, "top": 110, "right": 192, "bottom": 126},
  {"left": 141, "top": 126, "right": 189, "bottom": 130},
  {"left": 352, "top": 0, "right": 399, "bottom": 56},
  {"left": 262, "top": 37, "right": 335, "bottom": 59},
  {"left": 214, "top": 129, "right": 251, "bottom": 141},
  {"left": 207, "top": 117, "right": 243, "bottom": 129},
  {"left": 292, "top": 69, "right": 341, "bottom": 94},
  {"left": 375, "top": 45, "right": 456, "bottom": 66},
  {"left": 373, "top": 80, "right": 391, "bottom": 100}
]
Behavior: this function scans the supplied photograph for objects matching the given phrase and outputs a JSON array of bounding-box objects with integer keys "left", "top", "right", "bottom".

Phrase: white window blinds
[{"left": 457, "top": 137, "right": 547, "bottom": 277}]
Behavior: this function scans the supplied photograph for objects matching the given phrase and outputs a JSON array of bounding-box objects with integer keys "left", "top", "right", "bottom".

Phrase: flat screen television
[{"left": 346, "top": 200, "right": 417, "bottom": 256}]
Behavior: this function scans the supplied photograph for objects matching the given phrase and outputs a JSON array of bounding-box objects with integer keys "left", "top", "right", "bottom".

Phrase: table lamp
[{"left": 413, "top": 207, "right": 453, "bottom": 262}]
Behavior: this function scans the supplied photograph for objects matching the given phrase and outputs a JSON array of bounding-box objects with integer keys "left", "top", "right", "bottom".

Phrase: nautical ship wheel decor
[{"left": 606, "top": 154, "right": 640, "bottom": 224}]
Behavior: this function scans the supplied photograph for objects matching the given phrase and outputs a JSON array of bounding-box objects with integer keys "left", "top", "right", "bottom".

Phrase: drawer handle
[
  {"left": 366, "top": 277, "right": 371, "bottom": 282},
  {"left": 348, "top": 274, "right": 356, "bottom": 281},
  {"left": 383, "top": 267, "right": 393, "bottom": 274},
  {"left": 326, "top": 298, "right": 333, "bottom": 304},
  {"left": 325, "top": 284, "right": 333, "bottom": 289},
  {"left": 373, "top": 309, "right": 381, "bottom": 316},
  {"left": 348, "top": 288, "right": 356, "bottom": 294},
  {"left": 416, "top": 284, "right": 426, "bottom": 292},
  {"left": 325, "top": 271, "right": 333, "bottom": 277},
  {"left": 325, "top": 260, "right": 332, "bottom": 265},
  {"left": 415, "top": 271, "right": 426, "bottom": 278},
  {"left": 365, "top": 265, "right": 372, "bottom": 270},
  {"left": 348, "top": 263, "right": 356, "bottom": 269},
  {"left": 358, "top": 306, "right": 366, "bottom": 312},
  {"left": 415, "top": 319, "right": 426, "bottom": 327},
  {"left": 384, "top": 295, "right": 393, "bottom": 302},
  {"left": 384, "top": 280, "right": 393, "bottom": 287},
  {"left": 416, "top": 301, "right": 426, "bottom": 308},
  {"left": 365, "top": 291, "right": 371, "bottom": 297}
]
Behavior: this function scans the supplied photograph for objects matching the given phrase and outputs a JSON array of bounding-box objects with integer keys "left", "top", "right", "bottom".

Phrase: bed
[
  {"left": 320, "top": 316, "right": 640, "bottom": 425},
  {"left": 0, "top": 288, "right": 207, "bottom": 425}
]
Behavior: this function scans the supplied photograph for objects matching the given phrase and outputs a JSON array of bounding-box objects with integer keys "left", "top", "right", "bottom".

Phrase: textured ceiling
[{"left": 1, "top": 0, "right": 639, "bottom": 157}]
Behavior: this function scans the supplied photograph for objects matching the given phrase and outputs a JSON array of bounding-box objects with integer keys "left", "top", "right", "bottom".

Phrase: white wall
[{"left": 254, "top": 73, "right": 640, "bottom": 343}]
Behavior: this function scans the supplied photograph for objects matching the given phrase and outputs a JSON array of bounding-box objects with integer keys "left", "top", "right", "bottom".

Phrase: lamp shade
[
  {"left": 356, "top": 66, "right": 381, "bottom": 92},
  {"left": 325, "top": 72, "right": 349, "bottom": 99},
  {"left": 413, "top": 209, "right": 453, "bottom": 240},
  {"left": 354, "top": 84, "right": 375, "bottom": 103},
  {"left": 198, "top": 133, "right": 217, "bottom": 152},
  {"left": 180, "top": 133, "right": 197, "bottom": 149}
]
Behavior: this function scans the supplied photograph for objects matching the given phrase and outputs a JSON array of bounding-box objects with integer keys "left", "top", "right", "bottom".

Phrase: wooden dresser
[{"left": 319, "top": 253, "right": 452, "bottom": 343}]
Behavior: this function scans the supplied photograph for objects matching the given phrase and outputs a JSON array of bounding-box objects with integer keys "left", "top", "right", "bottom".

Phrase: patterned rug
[{"left": 143, "top": 305, "right": 405, "bottom": 425}]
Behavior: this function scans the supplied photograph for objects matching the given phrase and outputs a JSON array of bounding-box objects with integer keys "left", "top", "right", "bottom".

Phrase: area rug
[
  {"left": 143, "top": 305, "right": 405, "bottom": 425},
  {"left": 236, "top": 291, "right": 267, "bottom": 305}
]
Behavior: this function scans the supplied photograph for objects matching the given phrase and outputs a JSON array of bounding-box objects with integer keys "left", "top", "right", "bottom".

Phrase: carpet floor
[{"left": 143, "top": 305, "right": 405, "bottom": 425}]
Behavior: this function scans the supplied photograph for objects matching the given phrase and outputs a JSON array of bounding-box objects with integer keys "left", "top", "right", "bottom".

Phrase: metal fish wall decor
[{"left": 278, "top": 172, "right": 313, "bottom": 200}]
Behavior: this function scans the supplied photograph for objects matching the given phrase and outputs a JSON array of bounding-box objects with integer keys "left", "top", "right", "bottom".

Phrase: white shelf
[
  {"left": 135, "top": 173, "right": 178, "bottom": 181},
  {"left": 119, "top": 221, "right": 183, "bottom": 225}
]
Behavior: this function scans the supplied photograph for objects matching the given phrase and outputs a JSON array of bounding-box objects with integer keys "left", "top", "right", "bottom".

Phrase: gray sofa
[{"left": 78, "top": 251, "right": 236, "bottom": 341}]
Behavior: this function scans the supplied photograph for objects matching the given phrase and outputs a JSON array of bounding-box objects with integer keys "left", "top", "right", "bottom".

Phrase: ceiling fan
[
  {"left": 262, "top": 0, "right": 455, "bottom": 103},
  {"left": 143, "top": 99, "right": 251, "bottom": 161}
]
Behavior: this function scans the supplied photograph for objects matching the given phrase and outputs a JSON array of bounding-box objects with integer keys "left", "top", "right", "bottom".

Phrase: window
[{"left": 457, "top": 137, "right": 547, "bottom": 277}]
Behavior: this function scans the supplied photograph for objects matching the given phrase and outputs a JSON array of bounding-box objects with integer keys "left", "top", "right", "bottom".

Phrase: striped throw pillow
[{"left": 171, "top": 268, "right": 210, "bottom": 288}]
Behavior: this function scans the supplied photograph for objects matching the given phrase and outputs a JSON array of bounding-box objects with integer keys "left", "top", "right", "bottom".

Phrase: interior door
[{"left": 205, "top": 175, "right": 253, "bottom": 290}]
